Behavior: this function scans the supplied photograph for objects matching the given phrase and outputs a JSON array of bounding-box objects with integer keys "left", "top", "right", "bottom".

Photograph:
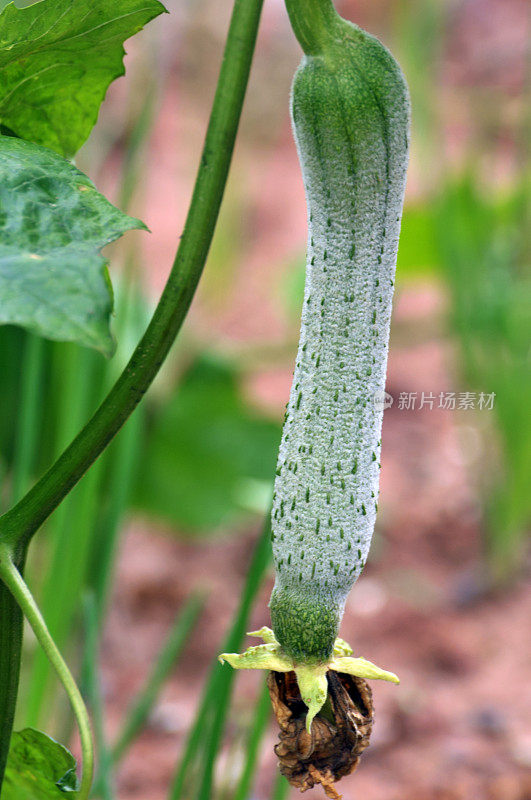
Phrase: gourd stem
[
  {"left": 284, "top": 0, "right": 341, "bottom": 55},
  {"left": 0, "top": 547, "right": 94, "bottom": 800},
  {"left": 0, "top": 0, "right": 264, "bottom": 557}
]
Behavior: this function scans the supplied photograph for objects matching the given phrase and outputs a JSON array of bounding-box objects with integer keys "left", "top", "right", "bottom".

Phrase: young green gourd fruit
[{"left": 220, "top": 0, "right": 409, "bottom": 731}]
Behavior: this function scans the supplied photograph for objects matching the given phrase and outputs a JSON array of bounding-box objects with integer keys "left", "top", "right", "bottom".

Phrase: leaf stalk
[{"left": 0, "top": 546, "right": 94, "bottom": 800}]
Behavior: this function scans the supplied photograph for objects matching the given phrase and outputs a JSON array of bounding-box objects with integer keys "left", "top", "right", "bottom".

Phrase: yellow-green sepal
[
  {"left": 330, "top": 655, "right": 399, "bottom": 684},
  {"left": 218, "top": 644, "right": 292, "bottom": 672},
  {"left": 218, "top": 630, "right": 292, "bottom": 672},
  {"left": 294, "top": 664, "right": 328, "bottom": 732},
  {"left": 247, "top": 626, "right": 278, "bottom": 645}
]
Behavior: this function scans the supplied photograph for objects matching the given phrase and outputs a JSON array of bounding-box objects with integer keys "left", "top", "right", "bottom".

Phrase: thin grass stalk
[
  {"left": 112, "top": 591, "right": 205, "bottom": 765},
  {"left": 87, "top": 275, "right": 147, "bottom": 622},
  {"left": 11, "top": 334, "right": 45, "bottom": 504},
  {"left": 26, "top": 462, "right": 105, "bottom": 729},
  {"left": 25, "top": 346, "right": 104, "bottom": 728},
  {"left": 196, "top": 523, "right": 273, "bottom": 800},
  {"left": 86, "top": 95, "right": 155, "bottom": 623},
  {"left": 86, "top": 96, "right": 159, "bottom": 615},
  {"left": 168, "top": 518, "right": 272, "bottom": 800},
  {"left": 232, "top": 678, "right": 271, "bottom": 800},
  {"left": 118, "top": 86, "right": 159, "bottom": 214},
  {"left": 82, "top": 593, "right": 115, "bottom": 800},
  {"left": 270, "top": 770, "right": 290, "bottom": 800},
  {"left": 88, "top": 411, "right": 143, "bottom": 624},
  {"left": 167, "top": 682, "right": 214, "bottom": 799}
]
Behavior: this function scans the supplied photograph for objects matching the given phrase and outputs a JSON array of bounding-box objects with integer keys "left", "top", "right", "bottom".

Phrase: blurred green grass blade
[
  {"left": 21, "top": 59, "right": 160, "bottom": 723},
  {"left": 24, "top": 290, "right": 147, "bottom": 724},
  {"left": 392, "top": 0, "right": 446, "bottom": 171},
  {"left": 10, "top": 334, "right": 45, "bottom": 504},
  {"left": 82, "top": 593, "right": 115, "bottom": 800},
  {"left": 87, "top": 280, "right": 150, "bottom": 621},
  {"left": 27, "top": 460, "right": 105, "bottom": 729},
  {"left": 233, "top": 678, "right": 271, "bottom": 800},
  {"left": 0, "top": 327, "right": 26, "bottom": 499},
  {"left": 195, "top": 520, "right": 272, "bottom": 800},
  {"left": 88, "top": 410, "right": 144, "bottom": 622},
  {"left": 168, "top": 518, "right": 272, "bottom": 800},
  {"left": 86, "top": 50, "right": 161, "bottom": 613},
  {"left": 118, "top": 85, "right": 159, "bottom": 214},
  {"left": 435, "top": 174, "right": 531, "bottom": 581},
  {"left": 168, "top": 676, "right": 215, "bottom": 799},
  {"left": 196, "top": 670, "right": 240, "bottom": 800},
  {"left": 270, "top": 770, "right": 290, "bottom": 800},
  {"left": 112, "top": 591, "right": 205, "bottom": 765},
  {"left": 396, "top": 205, "right": 438, "bottom": 278},
  {"left": 24, "top": 344, "right": 105, "bottom": 728}
]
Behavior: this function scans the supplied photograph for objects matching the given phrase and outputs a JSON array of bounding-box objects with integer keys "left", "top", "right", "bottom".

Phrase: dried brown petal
[{"left": 267, "top": 669, "right": 374, "bottom": 798}]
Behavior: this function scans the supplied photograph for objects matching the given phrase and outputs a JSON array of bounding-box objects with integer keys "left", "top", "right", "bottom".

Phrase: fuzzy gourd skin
[{"left": 269, "top": 15, "right": 410, "bottom": 663}]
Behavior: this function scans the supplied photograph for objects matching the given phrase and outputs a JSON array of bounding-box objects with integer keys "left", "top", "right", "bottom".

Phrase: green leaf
[
  {"left": 0, "top": 136, "right": 146, "bottom": 355},
  {"left": 0, "top": 0, "right": 166, "bottom": 157},
  {"left": 135, "top": 355, "right": 281, "bottom": 532},
  {"left": 3, "top": 728, "right": 78, "bottom": 798}
]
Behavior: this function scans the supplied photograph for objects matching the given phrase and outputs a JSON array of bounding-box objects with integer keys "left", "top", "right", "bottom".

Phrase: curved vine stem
[
  {"left": 0, "top": 546, "right": 94, "bottom": 799},
  {"left": 0, "top": 0, "right": 264, "bottom": 558}
]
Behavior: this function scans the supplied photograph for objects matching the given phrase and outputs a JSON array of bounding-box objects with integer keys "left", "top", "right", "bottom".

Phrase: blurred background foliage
[{"left": 0, "top": 0, "right": 529, "bottom": 797}]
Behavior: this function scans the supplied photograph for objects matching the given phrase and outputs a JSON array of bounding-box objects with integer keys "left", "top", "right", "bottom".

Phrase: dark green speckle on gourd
[{"left": 269, "top": 0, "right": 409, "bottom": 663}]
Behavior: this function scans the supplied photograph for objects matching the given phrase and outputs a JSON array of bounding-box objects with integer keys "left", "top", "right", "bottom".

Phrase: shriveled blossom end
[{"left": 219, "top": 627, "right": 398, "bottom": 732}]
